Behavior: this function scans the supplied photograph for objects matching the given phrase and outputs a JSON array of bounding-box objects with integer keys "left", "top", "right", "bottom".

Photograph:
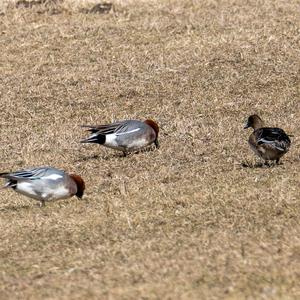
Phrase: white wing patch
[
  {"left": 43, "top": 174, "right": 63, "bottom": 180},
  {"left": 116, "top": 128, "right": 141, "bottom": 136}
]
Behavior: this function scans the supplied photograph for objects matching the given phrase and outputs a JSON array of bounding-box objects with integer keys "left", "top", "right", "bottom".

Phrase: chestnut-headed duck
[
  {"left": 81, "top": 119, "right": 159, "bottom": 156},
  {"left": 244, "top": 114, "right": 291, "bottom": 165},
  {"left": 0, "top": 167, "right": 85, "bottom": 206}
]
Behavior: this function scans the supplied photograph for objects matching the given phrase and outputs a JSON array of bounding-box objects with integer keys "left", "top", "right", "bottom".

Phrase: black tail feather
[
  {"left": 81, "top": 134, "right": 106, "bottom": 145},
  {"left": 81, "top": 125, "right": 99, "bottom": 133}
]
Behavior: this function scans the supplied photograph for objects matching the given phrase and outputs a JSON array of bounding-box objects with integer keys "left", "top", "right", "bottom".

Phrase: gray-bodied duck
[
  {"left": 0, "top": 167, "right": 85, "bottom": 206},
  {"left": 81, "top": 119, "right": 159, "bottom": 156}
]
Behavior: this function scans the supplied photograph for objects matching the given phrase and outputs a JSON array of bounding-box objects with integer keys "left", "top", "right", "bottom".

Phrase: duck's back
[{"left": 254, "top": 127, "right": 291, "bottom": 152}]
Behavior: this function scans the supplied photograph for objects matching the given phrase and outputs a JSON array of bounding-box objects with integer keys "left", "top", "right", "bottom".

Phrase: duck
[
  {"left": 244, "top": 114, "right": 291, "bottom": 165},
  {"left": 0, "top": 167, "right": 85, "bottom": 206},
  {"left": 81, "top": 119, "right": 159, "bottom": 156}
]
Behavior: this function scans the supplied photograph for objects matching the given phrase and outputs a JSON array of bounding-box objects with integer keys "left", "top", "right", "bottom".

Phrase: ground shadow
[
  {"left": 240, "top": 161, "right": 278, "bottom": 168},
  {"left": 0, "top": 204, "right": 32, "bottom": 212},
  {"left": 74, "top": 154, "right": 101, "bottom": 162},
  {"left": 75, "top": 146, "right": 157, "bottom": 162}
]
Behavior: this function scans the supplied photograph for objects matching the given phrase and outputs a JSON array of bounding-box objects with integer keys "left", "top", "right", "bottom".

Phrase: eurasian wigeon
[
  {"left": 0, "top": 167, "right": 85, "bottom": 206},
  {"left": 81, "top": 119, "right": 159, "bottom": 156},
  {"left": 244, "top": 114, "right": 291, "bottom": 165}
]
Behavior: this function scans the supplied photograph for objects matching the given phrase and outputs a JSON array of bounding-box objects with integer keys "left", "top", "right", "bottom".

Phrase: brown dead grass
[{"left": 0, "top": 0, "right": 300, "bottom": 299}]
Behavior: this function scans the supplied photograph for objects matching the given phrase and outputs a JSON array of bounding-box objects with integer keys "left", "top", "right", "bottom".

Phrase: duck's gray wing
[
  {"left": 82, "top": 120, "right": 141, "bottom": 135},
  {"left": 0, "top": 167, "right": 60, "bottom": 181}
]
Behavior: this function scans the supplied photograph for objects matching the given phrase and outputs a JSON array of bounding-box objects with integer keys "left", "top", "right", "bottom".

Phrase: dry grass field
[{"left": 0, "top": 0, "right": 300, "bottom": 299}]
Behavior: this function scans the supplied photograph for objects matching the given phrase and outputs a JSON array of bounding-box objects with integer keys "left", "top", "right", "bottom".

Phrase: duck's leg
[
  {"left": 276, "top": 158, "right": 280, "bottom": 165},
  {"left": 39, "top": 200, "right": 45, "bottom": 207}
]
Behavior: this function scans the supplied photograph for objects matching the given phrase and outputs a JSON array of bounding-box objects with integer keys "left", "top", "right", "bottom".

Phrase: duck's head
[
  {"left": 244, "top": 114, "right": 264, "bottom": 130},
  {"left": 144, "top": 119, "right": 160, "bottom": 148},
  {"left": 70, "top": 174, "right": 85, "bottom": 199},
  {"left": 144, "top": 119, "right": 159, "bottom": 136}
]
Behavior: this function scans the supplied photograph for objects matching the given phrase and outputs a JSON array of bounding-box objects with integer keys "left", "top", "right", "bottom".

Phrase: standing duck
[
  {"left": 81, "top": 119, "right": 159, "bottom": 156},
  {"left": 0, "top": 167, "right": 85, "bottom": 206},
  {"left": 244, "top": 114, "right": 291, "bottom": 165}
]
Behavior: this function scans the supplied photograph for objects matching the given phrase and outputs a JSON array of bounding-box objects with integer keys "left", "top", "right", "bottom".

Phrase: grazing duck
[
  {"left": 0, "top": 167, "right": 85, "bottom": 206},
  {"left": 81, "top": 119, "right": 159, "bottom": 156},
  {"left": 244, "top": 114, "right": 291, "bottom": 165}
]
